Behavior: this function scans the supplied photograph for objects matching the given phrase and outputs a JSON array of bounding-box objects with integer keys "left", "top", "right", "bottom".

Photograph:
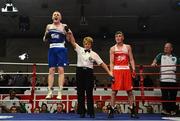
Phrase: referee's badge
[{"left": 89, "top": 57, "right": 94, "bottom": 62}]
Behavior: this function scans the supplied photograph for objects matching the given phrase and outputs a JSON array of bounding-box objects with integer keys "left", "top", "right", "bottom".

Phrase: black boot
[
  {"left": 107, "top": 105, "right": 114, "bottom": 118},
  {"left": 128, "top": 104, "right": 138, "bottom": 118}
]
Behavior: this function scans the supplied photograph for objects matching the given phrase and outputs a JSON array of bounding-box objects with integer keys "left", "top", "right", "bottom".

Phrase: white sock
[
  {"left": 48, "top": 87, "right": 52, "bottom": 91},
  {"left": 58, "top": 86, "right": 63, "bottom": 92}
]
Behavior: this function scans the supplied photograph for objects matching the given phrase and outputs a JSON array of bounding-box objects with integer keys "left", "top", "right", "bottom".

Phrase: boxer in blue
[{"left": 43, "top": 11, "right": 70, "bottom": 99}]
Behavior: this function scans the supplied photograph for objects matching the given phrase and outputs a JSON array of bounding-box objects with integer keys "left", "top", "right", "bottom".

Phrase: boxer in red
[{"left": 108, "top": 31, "right": 137, "bottom": 118}]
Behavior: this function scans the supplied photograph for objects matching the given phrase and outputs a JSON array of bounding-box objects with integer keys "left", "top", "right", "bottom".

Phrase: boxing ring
[{"left": 0, "top": 62, "right": 180, "bottom": 120}]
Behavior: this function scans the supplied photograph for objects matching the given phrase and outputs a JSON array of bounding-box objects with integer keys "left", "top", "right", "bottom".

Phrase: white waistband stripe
[
  {"left": 114, "top": 65, "right": 130, "bottom": 70},
  {"left": 50, "top": 43, "right": 65, "bottom": 48}
]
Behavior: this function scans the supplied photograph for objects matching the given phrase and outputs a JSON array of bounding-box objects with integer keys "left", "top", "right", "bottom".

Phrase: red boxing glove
[{"left": 132, "top": 71, "right": 136, "bottom": 78}]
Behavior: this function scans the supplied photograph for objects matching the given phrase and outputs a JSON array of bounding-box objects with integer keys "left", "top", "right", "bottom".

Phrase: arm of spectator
[{"left": 151, "top": 59, "right": 157, "bottom": 67}]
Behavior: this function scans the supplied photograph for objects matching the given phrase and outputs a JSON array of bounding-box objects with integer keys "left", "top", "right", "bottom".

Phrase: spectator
[
  {"left": 11, "top": 71, "right": 28, "bottom": 94},
  {"left": 72, "top": 77, "right": 77, "bottom": 86},
  {"left": 69, "top": 101, "right": 78, "bottom": 113},
  {"left": 102, "top": 106, "right": 108, "bottom": 113},
  {"left": 94, "top": 101, "right": 104, "bottom": 113},
  {"left": 10, "top": 106, "right": 19, "bottom": 113},
  {"left": 64, "top": 76, "right": 70, "bottom": 86},
  {"left": 151, "top": 42, "right": 180, "bottom": 116},
  {"left": 53, "top": 103, "right": 66, "bottom": 113},
  {"left": 69, "top": 77, "right": 76, "bottom": 86},
  {"left": 0, "top": 70, "right": 12, "bottom": 94},
  {"left": 39, "top": 76, "right": 48, "bottom": 87},
  {"left": 34, "top": 107, "right": 40, "bottom": 114},
  {"left": 40, "top": 103, "right": 49, "bottom": 113},
  {"left": 114, "top": 103, "right": 122, "bottom": 114},
  {"left": 2, "top": 89, "right": 20, "bottom": 112}
]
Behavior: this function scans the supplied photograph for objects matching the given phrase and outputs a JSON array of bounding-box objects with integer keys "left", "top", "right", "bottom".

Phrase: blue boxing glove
[{"left": 107, "top": 76, "right": 114, "bottom": 83}]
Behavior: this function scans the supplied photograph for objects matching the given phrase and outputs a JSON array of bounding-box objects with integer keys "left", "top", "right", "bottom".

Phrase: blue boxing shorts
[{"left": 48, "top": 47, "right": 68, "bottom": 68}]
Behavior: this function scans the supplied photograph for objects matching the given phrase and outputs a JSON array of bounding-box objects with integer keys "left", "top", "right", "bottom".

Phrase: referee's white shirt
[{"left": 75, "top": 43, "right": 103, "bottom": 69}]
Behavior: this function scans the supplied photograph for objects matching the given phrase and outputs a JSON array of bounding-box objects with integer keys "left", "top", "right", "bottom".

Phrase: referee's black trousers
[{"left": 76, "top": 67, "right": 94, "bottom": 115}]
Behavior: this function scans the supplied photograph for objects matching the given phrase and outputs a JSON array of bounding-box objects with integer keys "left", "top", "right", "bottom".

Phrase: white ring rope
[
  {"left": 0, "top": 86, "right": 32, "bottom": 89},
  {"left": 0, "top": 72, "right": 107, "bottom": 75},
  {"left": 0, "top": 62, "right": 179, "bottom": 75},
  {"left": 0, "top": 86, "right": 78, "bottom": 90},
  {"left": 0, "top": 72, "right": 179, "bottom": 75},
  {"left": 0, "top": 62, "right": 77, "bottom": 66},
  {"left": 0, "top": 62, "right": 107, "bottom": 75},
  {"left": 0, "top": 100, "right": 30, "bottom": 102}
]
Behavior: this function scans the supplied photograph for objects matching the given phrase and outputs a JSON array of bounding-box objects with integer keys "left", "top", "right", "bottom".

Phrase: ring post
[
  {"left": 31, "top": 63, "right": 36, "bottom": 113},
  {"left": 139, "top": 65, "right": 145, "bottom": 105}
]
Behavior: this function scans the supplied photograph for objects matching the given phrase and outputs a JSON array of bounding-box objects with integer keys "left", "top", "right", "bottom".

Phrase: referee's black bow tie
[{"left": 84, "top": 49, "right": 90, "bottom": 53}]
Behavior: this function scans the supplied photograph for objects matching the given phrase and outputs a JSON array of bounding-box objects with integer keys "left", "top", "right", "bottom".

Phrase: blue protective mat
[{"left": 0, "top": 113, "right": 179, "bottom": 120}]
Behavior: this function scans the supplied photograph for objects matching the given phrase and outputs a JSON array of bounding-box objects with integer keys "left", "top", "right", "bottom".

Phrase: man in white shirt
[
  {"left": 2, "top": 89, "right": 20, "bottom": 112},
  {"left": 67, "top": 32, "right": 112, "bottom": 118},
  {"left": 151, "top": 42, "right": 180, "bottom": 116}
]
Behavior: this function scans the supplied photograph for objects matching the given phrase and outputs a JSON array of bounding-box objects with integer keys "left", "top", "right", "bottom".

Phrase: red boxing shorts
[{"left": 112, "top": 69, "right": 133, "bottom": 91}]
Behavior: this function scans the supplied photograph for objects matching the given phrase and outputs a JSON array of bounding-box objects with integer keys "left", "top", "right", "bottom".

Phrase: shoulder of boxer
[
  {"left": 46, "top": 24, "right": 53, "bottom": 30},
  {"left": 110, "top": 46, "right": 115, "bottom": 52},
  {"left": 125, "top": 44, "right": 131, "bottom": 49},
  {"left": 62, "top": 23, "right": 67, "bottom": 27}
]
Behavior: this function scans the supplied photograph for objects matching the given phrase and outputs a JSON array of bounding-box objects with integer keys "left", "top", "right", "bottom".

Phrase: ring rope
[
  {"left": 0, "top": 62, "right": 180, "bottom": 67},
  {"left": 0, "top": 62, "right": 77, "bottom": 66},
  {"left": 0, "top": 86, "right": 179, "bottom": 90},
  {"left": 0, "top": 72, "right": 180, "bottom": 75}
]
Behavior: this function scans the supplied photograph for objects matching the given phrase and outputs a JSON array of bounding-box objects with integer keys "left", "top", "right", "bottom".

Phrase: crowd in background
[
  {"left": 0, "top": 69, "right": 179, "bottom": 115},
  {"left": 0, "top": 69, "right": 156, "bottom": 94},
  {"left": 0, "top": 89, "right": 179, "bottom": 114}
]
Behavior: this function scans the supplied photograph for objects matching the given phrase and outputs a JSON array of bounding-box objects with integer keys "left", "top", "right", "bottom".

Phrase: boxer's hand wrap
[{"left": 107, "top": 76, "right": 114, "bottom": 83}]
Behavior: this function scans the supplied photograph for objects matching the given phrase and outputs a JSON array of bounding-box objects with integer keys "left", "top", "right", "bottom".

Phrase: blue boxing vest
[
  {"left": 47, "top": 28, "right": 68, "bottom": 67},
  {"left": 48, "top": 29, "right": 66, "bottom": 44}
]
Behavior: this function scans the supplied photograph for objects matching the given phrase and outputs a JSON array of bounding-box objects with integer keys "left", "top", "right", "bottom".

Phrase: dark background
[{"left": 0, "top": 0, "right": 180, "bottom": 66}]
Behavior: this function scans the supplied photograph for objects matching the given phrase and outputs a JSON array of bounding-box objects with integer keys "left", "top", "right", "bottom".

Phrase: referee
[{"left": 67, "top": 32, "right": 112, "bottom": 118}]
